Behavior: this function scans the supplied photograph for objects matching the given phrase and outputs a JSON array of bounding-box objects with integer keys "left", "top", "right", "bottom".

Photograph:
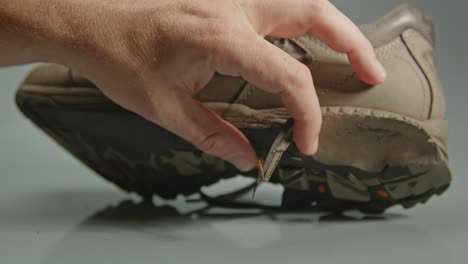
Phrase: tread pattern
[{"left": 279, "top": 161, "right": 451, "bottom": 214}]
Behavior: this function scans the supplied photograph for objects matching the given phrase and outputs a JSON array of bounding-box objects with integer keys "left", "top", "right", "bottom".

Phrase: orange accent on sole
[
  {"left": 376, "top": 189, "right": 390, "bottom": 199},
  {"left": 318, "top": 185, "right": 326, "bottom": 193}
]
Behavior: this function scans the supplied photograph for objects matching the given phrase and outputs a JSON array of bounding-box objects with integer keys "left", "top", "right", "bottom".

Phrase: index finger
[
  {"left": 306, "top": 1, "right": 387, "bottom": 84},
  {"left": 251, "top": 0, "right": 387, "bottom": 85},
  {"left": 214, "top": 33, "right": 322, "bottom": 155}
]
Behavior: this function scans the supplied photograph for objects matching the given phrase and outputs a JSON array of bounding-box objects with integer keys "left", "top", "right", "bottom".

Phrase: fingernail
[{"left": 226, "top": 152, "right": 255, "bottom": 172}]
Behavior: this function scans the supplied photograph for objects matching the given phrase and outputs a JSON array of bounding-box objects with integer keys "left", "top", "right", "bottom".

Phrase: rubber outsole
[
  {"left": 16, "top": 85, "right": 452, "bottom": 214},
  {"left": 279, "top": 162, "right": 450, "bottom": 214}
]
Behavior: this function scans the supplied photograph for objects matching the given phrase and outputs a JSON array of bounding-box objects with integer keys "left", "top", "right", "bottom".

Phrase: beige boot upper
[
  {"left": 197, "top": 4, "right": 446, "bottom": 122},
  {"left": 23, "top": 4, "right": 446, "bottom": 123}
]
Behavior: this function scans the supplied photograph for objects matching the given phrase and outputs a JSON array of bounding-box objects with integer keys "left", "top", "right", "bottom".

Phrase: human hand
[{"left": 11, "top": 0, "right": 386, "bottom": 171}]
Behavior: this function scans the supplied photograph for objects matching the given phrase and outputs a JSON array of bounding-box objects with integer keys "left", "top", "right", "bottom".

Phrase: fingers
[
  {"left": 247, "top": 0, "right": 386, "bottom": 85},
  {"left": 218, "top": 34, "right": 322, "bottom": 155},
  {"left": 147, "top": 92, "right": 257, "bottom": 171},
  {"left": 305, "top": 1, "right": 386, "bottom": 84}
]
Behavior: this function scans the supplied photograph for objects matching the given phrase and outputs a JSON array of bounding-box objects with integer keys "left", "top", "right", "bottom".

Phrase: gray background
[{"left": 1, "top": 0, "right": 467, "bottom": 263}]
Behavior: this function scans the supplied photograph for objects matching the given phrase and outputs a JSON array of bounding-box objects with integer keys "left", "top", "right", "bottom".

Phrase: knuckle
[
  {"left": 253, "top": 57, "right": 271, "bottom": 81},
  {"left": 202, "top": 20, "right": 242, "bottom": 67},
  {"left": 203, "top": 15, "right": 244, "bottom": 45},
  {"left": 287, "top": 64, "right": 312, "bottom": 92},
  {"left": 310, "top": 0, "right": 329, "bottom": 14},
  {"left": 193, "top": 132, "right": 225, "bottom": 156},
  {"left": 307, "top": 0, "right": 329, "bottom": 22},
  {"left": 205, "top": 18, "right": 234, "bottom": 38},
  {"left": 346, "top": 34, "right": 373, "bottom": 55}
]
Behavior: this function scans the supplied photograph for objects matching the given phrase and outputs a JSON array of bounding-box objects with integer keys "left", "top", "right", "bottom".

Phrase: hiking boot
[{"left": 16, "top": 4, "right": 451, "bottom": 213}]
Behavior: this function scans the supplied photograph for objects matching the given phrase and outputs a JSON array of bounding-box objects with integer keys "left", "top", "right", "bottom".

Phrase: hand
[{"left": 1, "top": 0, "right": 386, "bottom": 171}]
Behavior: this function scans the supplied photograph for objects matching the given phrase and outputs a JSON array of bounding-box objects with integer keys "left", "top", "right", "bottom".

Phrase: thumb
[{"left": 149, "top": 93, "right": 257, "bottom": 172}]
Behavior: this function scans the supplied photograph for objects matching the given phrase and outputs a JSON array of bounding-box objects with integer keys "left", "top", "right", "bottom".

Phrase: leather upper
[
  {"left": 197, "top": 4, "right": 445, "bottom": 121},
  {"left": 24, "top": 4, "right": 446, "bottom": 122}
]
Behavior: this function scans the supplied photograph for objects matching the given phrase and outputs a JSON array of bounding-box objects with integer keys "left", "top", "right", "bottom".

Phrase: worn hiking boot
[{"left": 16, "top": 4, "right": 451, "bottom": 213}]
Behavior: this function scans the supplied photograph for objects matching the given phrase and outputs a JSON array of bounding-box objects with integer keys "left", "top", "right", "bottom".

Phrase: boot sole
[{"left": 16, "top": 83, "right": 452, "bottom": 214}]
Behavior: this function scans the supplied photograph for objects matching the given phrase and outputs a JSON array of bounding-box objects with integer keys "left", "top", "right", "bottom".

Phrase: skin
[{"left": 0, "top": 0, "right": 386, "bottom": 171}]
